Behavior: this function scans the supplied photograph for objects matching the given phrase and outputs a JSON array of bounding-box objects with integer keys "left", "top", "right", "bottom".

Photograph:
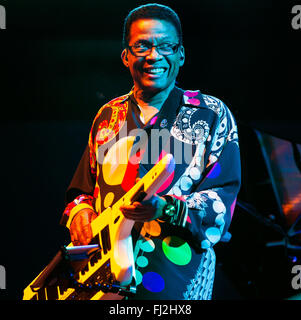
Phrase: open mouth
[{"left": 143, "top": 67, "right": 167, "bottom": 75}]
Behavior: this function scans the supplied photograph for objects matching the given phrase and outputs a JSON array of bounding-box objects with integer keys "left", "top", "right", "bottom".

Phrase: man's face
[{"left": 121, "top": 19, "right": 185, "bottom": 94}]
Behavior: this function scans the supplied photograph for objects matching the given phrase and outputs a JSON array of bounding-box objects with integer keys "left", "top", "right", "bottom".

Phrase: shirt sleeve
[
  {"left": 60, "top": 102, "right": 117, "bottom": 228},
  {"left": 59, "top": 144, "right": 96, "bottom": 228},
  {"left": 59, "top": 108, "right": 105, "bottom": 228},
  {"left": 173, "top": 100, "right": 241, "bottom": 251}
]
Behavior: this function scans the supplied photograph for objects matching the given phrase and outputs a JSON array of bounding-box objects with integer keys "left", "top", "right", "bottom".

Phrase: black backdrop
[{"left": 0, "top": 0, "right": 300, "bottom": 300}]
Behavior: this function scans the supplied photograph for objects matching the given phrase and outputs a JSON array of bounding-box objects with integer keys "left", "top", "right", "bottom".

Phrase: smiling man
[
  {"left": 121, "top": 18, "right": 185, "bottom": 109},
  {"left": 60, "top": 4, "right": 241, "bottom": 300}
]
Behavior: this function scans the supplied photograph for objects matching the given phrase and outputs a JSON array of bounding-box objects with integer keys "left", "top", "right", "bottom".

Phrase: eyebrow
[{"left": 133, "top": 37, "right": 174, "bottom": 45}]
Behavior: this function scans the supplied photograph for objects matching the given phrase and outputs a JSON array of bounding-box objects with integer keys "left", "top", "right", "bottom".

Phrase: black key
[
  {"left": 101, "top": 225, "right": 111, "bottom": 255},
  {"left": 46, "top": 286, "right": 59, "bottom": 300},
  {"left": 37, "top": 288, "right": 46, "bottom": 300}
]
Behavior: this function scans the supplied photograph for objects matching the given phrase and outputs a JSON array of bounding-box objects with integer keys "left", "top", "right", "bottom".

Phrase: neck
[{"left": 133, "top": 83, "right": 175, "bottom": 111}]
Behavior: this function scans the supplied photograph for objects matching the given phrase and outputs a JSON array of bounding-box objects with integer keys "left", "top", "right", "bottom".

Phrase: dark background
[{"left": 0, "top": 0, "right": 300, "bottom": 300}]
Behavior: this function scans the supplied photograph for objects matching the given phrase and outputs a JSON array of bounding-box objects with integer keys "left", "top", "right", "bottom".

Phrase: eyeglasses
[{"left": 127, "top": 42, "right": 180, "bottom": 57}]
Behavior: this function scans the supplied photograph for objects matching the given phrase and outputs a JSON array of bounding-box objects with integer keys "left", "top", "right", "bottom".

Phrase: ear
[
  {"left": 121, "top": 48, "right": 129, "bottom": 68},
  {"left": 179, "top": 45, "right": 185, "bottom": 67}
]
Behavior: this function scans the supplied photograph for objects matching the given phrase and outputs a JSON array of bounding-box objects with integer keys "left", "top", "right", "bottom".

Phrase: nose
[{"left": 146, "top": 46, "right": 162, "bottom": 60}]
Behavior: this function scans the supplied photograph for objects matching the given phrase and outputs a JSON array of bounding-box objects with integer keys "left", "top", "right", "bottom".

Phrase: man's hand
[
  {"left": 70, "top": 208, "right": 97, "bottom": 246},
  {"left": 120, "top": 194, "right": 167, "bottom": 222}
]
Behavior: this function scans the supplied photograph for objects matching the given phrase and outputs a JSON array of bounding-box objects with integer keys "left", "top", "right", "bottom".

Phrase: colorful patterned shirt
[{"left": 60, "top": 86, "right": 241, "bottom": 300}]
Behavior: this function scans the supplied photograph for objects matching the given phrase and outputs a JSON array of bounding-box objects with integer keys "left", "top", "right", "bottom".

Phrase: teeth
[{"left": 145, "top": 68, "right": 165, "bottom": 74}]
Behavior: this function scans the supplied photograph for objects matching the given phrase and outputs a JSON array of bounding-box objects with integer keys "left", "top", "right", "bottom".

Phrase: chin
[{"left": 140, "top": 80, "right": 173, "bottom": 94}]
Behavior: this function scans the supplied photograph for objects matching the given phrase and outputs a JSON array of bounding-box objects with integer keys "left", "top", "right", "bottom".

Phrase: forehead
[{"left": 128, "top": 19, "right": 178, "bottom": 43}]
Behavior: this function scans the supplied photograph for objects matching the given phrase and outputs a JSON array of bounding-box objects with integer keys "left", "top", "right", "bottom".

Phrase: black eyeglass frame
[{"left": 126, "top": 42, "right": 181, "bottom": 57}]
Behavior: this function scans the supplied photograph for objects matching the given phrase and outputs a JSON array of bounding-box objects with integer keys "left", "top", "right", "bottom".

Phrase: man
[{"left": 60, "top": 3, "right": 241, "bottom": 300}]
